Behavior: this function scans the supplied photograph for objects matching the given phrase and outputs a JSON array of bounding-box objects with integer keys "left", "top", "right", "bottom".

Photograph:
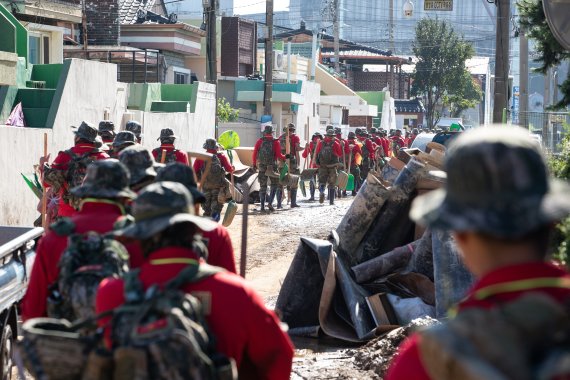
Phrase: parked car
[
  {"left": 0, "top": 226, "right": 42, "bottom": 379},
  {"left": 410, "top": 131, "right": 462, "bottom": 151}
]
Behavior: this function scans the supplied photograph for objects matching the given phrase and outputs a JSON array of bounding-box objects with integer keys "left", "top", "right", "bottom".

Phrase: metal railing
[
  {"left": 512, "top": 111, "right": 569, "bottom": 154},
  {"left": 64, "top": 49, "right": 165, "bottom": 83}
]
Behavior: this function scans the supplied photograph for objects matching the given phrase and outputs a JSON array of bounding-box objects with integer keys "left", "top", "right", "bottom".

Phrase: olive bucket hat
[
  {"left": 118, "top": 145, "right": 158, "bottom": 186},
  {"left": 155, "top": 162, "right": 206, "bottom": 204},
  {"left": 70, "top": 159, "right": 136, "bottom": 199},
  {"left": 115, "top": 181, "right": 217, "bottom": 240},
  {"left": 72, "top": 121, "right": 102, "bottom": 144},
  {"left": 410, "top": 126, "right": 570, "bottom": 238}
]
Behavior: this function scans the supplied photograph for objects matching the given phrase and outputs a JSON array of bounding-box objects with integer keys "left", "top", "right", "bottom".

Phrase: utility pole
[
  {"left": 493, "top": 0, "right": 510, "bottom": 124},
  {"left": 333, "top": 0, "right": 340, "bottom": 73},
  {"left": 519, "top": 30, "right": 528, "bottom": 126},
  {"left": 206, "top": 0, "right": 218, "bottom": 85},
  {"left": 263, "top": 0, "right": 273, "bottom": 117}
]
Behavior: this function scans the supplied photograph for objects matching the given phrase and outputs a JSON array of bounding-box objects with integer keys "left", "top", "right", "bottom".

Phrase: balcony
[{"left": 1, "top": 0, "right": 82, "bottom": 23}]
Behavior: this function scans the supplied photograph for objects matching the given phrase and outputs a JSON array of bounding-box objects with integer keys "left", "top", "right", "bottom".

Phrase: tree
[
  {"left": 518, "top": 0, "right": 570, "bottom": 110},
  {"left": 443, "top": 70, "right": 483, "bottom": 118},
  {"left": 217, "top": 97, "right": 240, "bottom": 123},
  {"left": 411, "top": 19, "right": 475, "bottom": 128}
]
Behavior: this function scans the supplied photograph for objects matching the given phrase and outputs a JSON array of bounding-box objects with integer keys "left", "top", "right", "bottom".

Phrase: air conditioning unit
[{"left": 274, "top": 50, "right": 284, "bottom": 71}]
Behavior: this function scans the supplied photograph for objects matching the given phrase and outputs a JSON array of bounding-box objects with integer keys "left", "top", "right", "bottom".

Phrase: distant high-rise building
[
  {"left": 286, "top": 0, "right": 503, "bottom": 56},
  {"left": 167, "top": 0, "right": 234, "bottom": 19}
]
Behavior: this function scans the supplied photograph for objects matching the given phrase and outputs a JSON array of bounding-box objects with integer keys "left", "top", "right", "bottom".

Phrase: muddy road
[{"left": 226, "top": 195, "right": 386, "bottom": 379}]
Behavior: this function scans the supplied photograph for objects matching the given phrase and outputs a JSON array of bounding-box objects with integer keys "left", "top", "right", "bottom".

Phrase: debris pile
[{"left": 277, "top": 142, "right": 474, "bottom": 345}]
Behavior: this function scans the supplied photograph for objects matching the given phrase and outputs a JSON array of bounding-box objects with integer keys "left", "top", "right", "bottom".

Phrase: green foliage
[
  {"left": 518, "top": 0, "right": 570, "bottom": 110},
  {"left": 443, "top": 70, "right": 483, "bottom": 118},
  {"left": 412, "top": 19, "right": 475, "bottom": 128},
  {"left": 217, "top": 97, "right": 239, "bottom": 123},
  {"left": 549, "top": 134, "right": 570, "bottom": 266}
]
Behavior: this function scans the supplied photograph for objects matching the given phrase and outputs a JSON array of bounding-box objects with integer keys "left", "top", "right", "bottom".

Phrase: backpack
[
  {"left": 202, "top": 154, "right": 226, "bottom": 189},
  {"left": 257, "top": 138, "right": 275, "bottom": 166},
  {"left": 419, "top": 293, "right": 570, "bottom": 380},
  {"left": 63, "top": 148, "right": 101, "bottom": 209},
  {"left": 47, "top": 218, "right": 130, "bottom": 322},
  {"left": 153, "top": 148, "right": 178, "bottom": 164},
  {"left": 316, "top": 140, "right": 338, "bottom": 166},
  {"left": 109, "top": 264, "right": 237, "bottom": 380},
  {"left": 361, "top": 140, "right": 370, "bottom": 163}
]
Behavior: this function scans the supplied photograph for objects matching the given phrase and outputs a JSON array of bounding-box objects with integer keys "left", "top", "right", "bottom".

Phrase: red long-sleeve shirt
[
  {"left": 357, "top": 137, "right": 376, "bottom": 159},
  {"left": 252, "top": 137, "right": 287, "bottom": 167},
  {"left": 381, "top": 137, "right": 392, "bottom": 157},
  {"left": 201, "top": 224, "right": 237, "bottom": 274},
  {"left": 193, "top": 151, "right": 234, "bottom": 176},
  {"left": 96, "top": 246, "right": 294, "bottom": 379},
  {"left": 152, "top": 144, "right": 189, "bottom": 165},
  {"left": 347, "top": 139, "right": 363, "bottom": 166},
  {"left": 302, "top": 140, "right": 320, "bottom": 168},
  {"left": 47, "top": 144, "right": 109, "bottom": 217},
  {"left": 386, "top": 262, "right": 570, "bottom": 380},
  {"left": 21, "top": 201, "right": 143, "bottom": 321},
  {"left": 279, "top": 133, "right": 302, "bottom": 153},
  {"left": 315, "top": 137, "right": 343, "bottom": 157},
  {"left": 336, "top": 135, "right": 351, "bottom": 155}
]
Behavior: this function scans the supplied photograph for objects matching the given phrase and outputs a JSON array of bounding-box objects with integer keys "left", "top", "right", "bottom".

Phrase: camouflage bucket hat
[
  {"left": 348, "top": 131, "right": 356, "bottom": 139},
  {"left": 203, "top": 138, "right": 217, "bottom": 150},
  {"left": 326, "top": 129, "right": 335, "bottom": 137},
  {"left": 410, "top": 126, "right": 570, "bottom": 238},
  {"left": 155, "top": 163, "right": 206, "bottom": 204},
  {"left": 70, "top": 159, "right": 136, "bottom": 199},
  {"left": 72, "top": 121, "right": 102, "bottom": 144},
  {"left": 115, "top": 181, "right": 217, "bottom": 239},
  {"left": 263, "top": 125, "right": 274, "bottom": 135},
  {"left": 125, "top": 121, "right": 142, "bottom": 138},
  {"left": 287, "top": 123, "right": 296, "bottom": 131},
  {"left": 158, "top": 128, "right": 177, "bottom": 141},
  {"left": 118, "top": 145, "right": 158, "bottom": 186},
  {"left": 98, "top": 120, "right": 116, "bottom": 135},
  {"left": 112, "top": 131, "right": 136, "bottom": 148},
  {"left": 334, "top": 127, "right": 342, "bottom": 134}
]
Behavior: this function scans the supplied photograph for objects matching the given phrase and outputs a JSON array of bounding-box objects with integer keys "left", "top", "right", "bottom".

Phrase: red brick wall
[
  {"left": 348, "top": 115, "right": 372, "bottom": 128},
  {"left": 347, "top": 71, "right": 408, "bottom": 97},
  {"left": 221, "top": 17, "right": 257, "bottom": 77}
]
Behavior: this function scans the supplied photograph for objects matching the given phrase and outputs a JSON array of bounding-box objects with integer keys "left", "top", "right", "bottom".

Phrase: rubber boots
[
  {"left": 329, "top": 187, "right": 335, "bottom": 205},
  {"left": 291, "top": 189, "right": 300, "bottom": 208},
  {"left": 309, "top": 181, "right": 316, "bottom": 201},
  {"left": 276, "top": 189, "right": 283, "bottom": 209},
  {"left": 267, "top": 188, "right": 276, "bottom": 212},
  {"left": 319, "top": 185, "right": 325, "bottom": 204},
  {"left": 260, "top": 192, "right": 266, "bottom": 212}
]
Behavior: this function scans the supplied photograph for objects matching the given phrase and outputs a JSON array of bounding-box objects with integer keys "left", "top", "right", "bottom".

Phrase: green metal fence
[{"left": 512, "top": 111, "right": 569, "bottom": 154}]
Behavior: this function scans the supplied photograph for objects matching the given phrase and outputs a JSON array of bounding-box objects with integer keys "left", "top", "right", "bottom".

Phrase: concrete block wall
[
  {"left": 84, "top": 0, "right": 120, "bottom": 46},
  {"left": 348, "top": 71, "right": 407, "bottom": 96}
]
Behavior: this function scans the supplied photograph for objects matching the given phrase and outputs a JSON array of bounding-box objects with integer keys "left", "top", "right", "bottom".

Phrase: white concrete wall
[
  {"left": 295, "top": 80, "right": 321, "bottom": 143},
  {"left": 0, "top": 61, "right": 216, "bottom": 226},
  {"left": 218, "top": 122, "right": 259, "bottom": 147}
]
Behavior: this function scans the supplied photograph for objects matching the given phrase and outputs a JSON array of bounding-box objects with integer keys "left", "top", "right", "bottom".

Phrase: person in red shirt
[
  {"left": 390, "top": 129, "right": 407, "bottom": 155},
  {"left": 96, "top": 182, "right": 294, "bottom": 379},
  {"left": 386, "top": 127, "right": 570, "bottom": 380},
  {"left": 193, "top": 138, "right": 234, "bottom": 221},
  {"left": 380, "top": 129, "right": 391, "bottom": 158},
  {"left": 277, "top": 124, "right": 303, "bottom": 208},
  {"left": 22, "top": 159, "right": 139, "bottom": 321},
  {"left": 346, "top": 131, "right": 362, "bottom": 196},
  {"left": 152, "top": 128, "right": 189, "bottom": 165},
  {"left": 42, "top": 121, "right": 109, "bottom": 218},
  {"left": 315, "top": 129, "right": 343, "bottom": 205},
  {"left": 156, "top": 162, "right": 237, "bottom": 273},
  {"left": 408, "top": 128, "right": 420, "bottom": 147},
  {"left": 252, "top": 125, "right": 288, "bottom": 212},
  {"left": 302, "top": 132, "right": 323, "bottom": 201}
]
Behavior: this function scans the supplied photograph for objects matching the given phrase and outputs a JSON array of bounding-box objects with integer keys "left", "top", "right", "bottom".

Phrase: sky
[{"left": 233, "top": 0, "right": 290, "bottom": 15}]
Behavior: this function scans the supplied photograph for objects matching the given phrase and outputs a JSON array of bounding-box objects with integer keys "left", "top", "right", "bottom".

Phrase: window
[
  {"left": 29, "top": 36, "right": 41, "bottom": 65},
  {"left": 174, "top": 72, "right": 189, "bottom": 84},
  {"left": 28, "top": 33, "right": 51, "bottom": 64}
]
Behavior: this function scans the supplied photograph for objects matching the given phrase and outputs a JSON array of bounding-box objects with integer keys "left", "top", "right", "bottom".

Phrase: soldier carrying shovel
[{"left": 315, "top": 129, "right": 343, "bottom": 205}]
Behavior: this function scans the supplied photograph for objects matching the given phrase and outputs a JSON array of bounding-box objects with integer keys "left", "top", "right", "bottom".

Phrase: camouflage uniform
[
  {"left": 200, "top": 139, "right": 229, "bottom": 220},
  {"left": 253, "top": 125, "right": 287, "bottom": 212},
  {"left": 316, "top": 129, "right": 342, "bottom": 205},
  {"left": 118, "top": 145, "right": 158, "bottom": 192},
  {"left": 277, "top": 124, "right": 301, "bottom": 208}
]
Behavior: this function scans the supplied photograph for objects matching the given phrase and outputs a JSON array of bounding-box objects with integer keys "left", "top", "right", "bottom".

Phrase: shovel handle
[
  {"left": 41, "top": 133, "right": 48, "bottom": 229},
  {"left": 160, "top": 149, "right": 167, "bottom": 164}
]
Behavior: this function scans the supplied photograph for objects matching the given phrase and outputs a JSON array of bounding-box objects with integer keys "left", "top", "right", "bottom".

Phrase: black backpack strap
[{"left": 49, "top": 217, "right": 76, "bottom": 236}]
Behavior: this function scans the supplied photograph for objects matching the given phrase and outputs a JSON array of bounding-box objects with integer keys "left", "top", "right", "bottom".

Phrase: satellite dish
[{"left": 543, "top": 0, "right": 570, "bottom": 50}]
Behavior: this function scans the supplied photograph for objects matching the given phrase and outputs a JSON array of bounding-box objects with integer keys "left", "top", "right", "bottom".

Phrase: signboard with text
[{"left": 424, "top": 0, "right": 453, "bottom": 11}]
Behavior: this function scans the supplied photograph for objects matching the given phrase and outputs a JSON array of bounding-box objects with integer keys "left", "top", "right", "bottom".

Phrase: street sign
[
  {"left": 543, "top": 0, "right": 570, "bottom": 50},
  {"left": 424, "top": 0, "right": 453, "bottom": 11}
]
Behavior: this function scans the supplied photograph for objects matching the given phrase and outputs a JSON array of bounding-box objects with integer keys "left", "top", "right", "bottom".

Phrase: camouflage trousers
[
  {"left": 318, "top": 166, "right": 338, "bottom": 189},
  {"left": 202, "top": 187, "right": 223, "bottom": 217},
  {"left": 257, "top": 163, "right": 279, "bottom": 194}
]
